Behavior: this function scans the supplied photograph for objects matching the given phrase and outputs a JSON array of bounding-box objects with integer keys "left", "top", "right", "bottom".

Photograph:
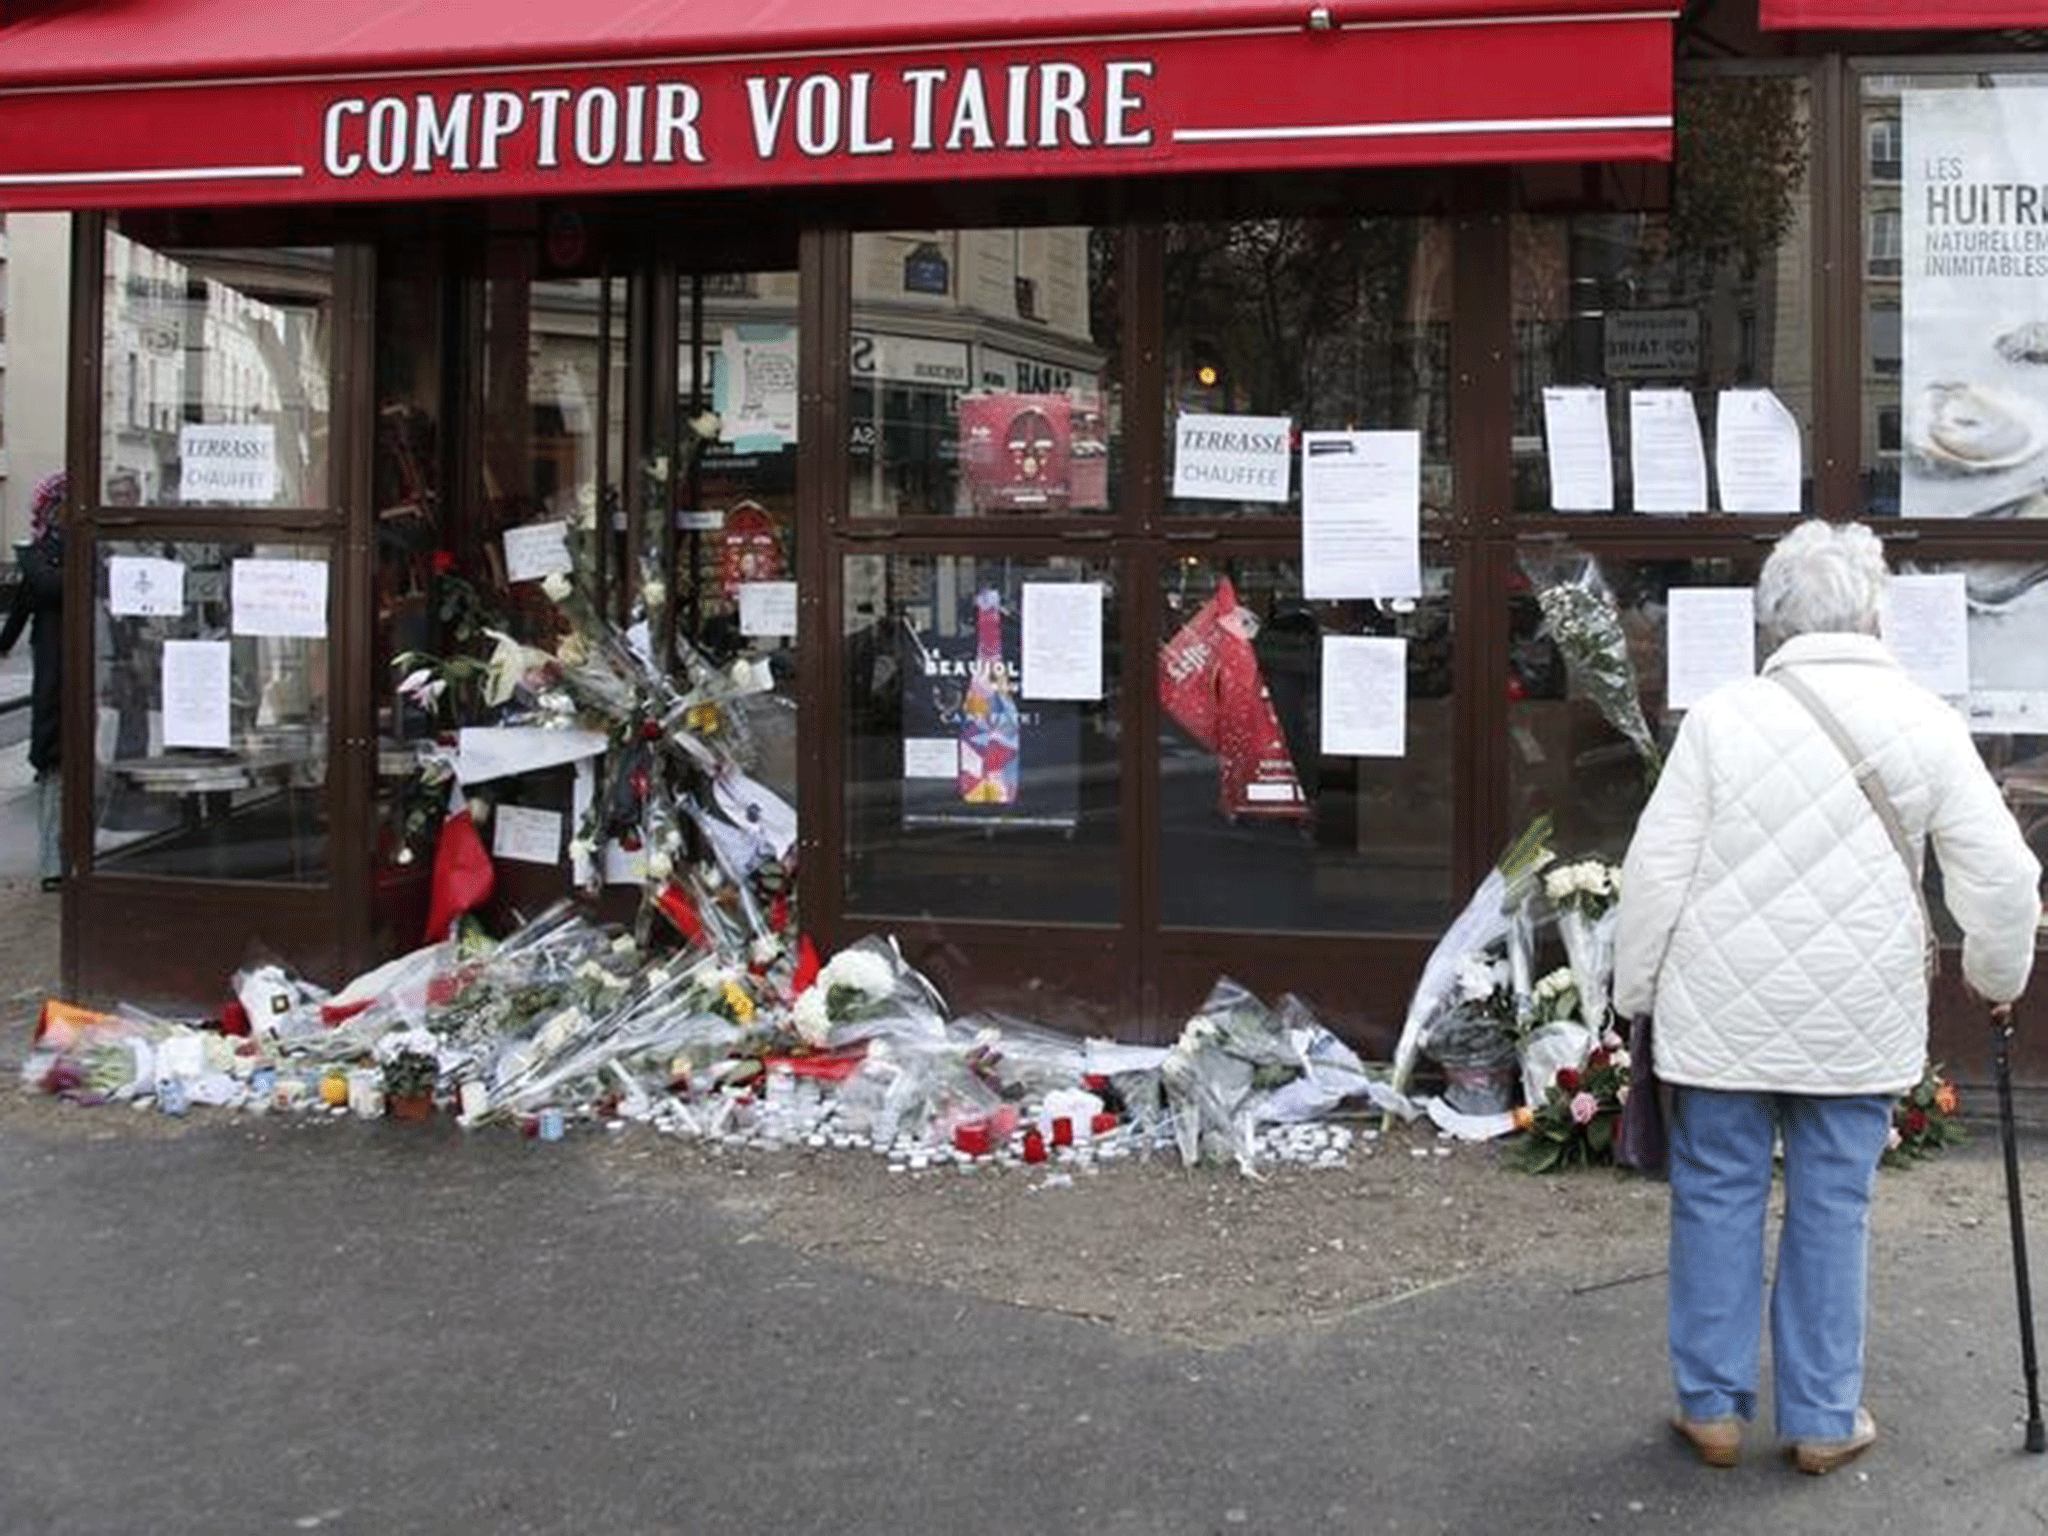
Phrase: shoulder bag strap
[{"left": 1771, "top": 667, "right": 1938, "bottom": 975}]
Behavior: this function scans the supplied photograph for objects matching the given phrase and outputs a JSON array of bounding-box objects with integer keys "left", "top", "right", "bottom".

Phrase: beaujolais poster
[{"left": 899, "top": 592, "right": 1082, "bottom": 830}]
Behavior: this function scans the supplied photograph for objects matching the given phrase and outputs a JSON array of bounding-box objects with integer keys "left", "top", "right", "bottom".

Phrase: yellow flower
[
  {"left": 1511, "top": 1105, "right": 1535, "bottom": 1132},
  {"left": 721, "top": 980, "right": 755, "bottom": 1023},
  {"left": 1934, "top": 1079, "right": 1959, "bottom": 1117}
]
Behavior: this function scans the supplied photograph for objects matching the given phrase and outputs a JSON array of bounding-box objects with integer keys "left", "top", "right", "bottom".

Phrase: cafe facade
[{"left": 3, "top": 0, "right": 2047, "bottom": 1073}]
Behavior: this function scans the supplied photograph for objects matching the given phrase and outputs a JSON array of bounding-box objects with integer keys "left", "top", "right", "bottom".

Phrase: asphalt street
[{"left": 3, "top": 647, "right": 2048, "bottom": 1533}]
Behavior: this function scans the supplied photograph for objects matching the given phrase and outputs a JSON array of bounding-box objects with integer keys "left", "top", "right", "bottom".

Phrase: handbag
[
  {"left": 1772, "top": 669, "right": 1939, "bottom": 980},
  {"left": 1614, "top": 1012, "right": 1668, "bottom": 1174}
]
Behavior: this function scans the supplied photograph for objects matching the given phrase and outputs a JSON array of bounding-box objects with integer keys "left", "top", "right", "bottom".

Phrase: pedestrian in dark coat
[{"left": 1, "top": 472, "right": 65, "bottom": 888}]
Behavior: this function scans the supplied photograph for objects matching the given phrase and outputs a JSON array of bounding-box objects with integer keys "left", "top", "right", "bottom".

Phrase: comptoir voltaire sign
[
  {"left": 321, "top": 63, "right": 1158, "bottom": 179},
  {"left": 0, "top": 3, "right": 1676, "bottom": 210}
]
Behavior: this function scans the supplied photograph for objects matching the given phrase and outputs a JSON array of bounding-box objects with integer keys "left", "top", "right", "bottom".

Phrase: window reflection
[
  {"left": 1157, "top": 558, "right": 1455, "bottom": 934},
  {"left": 1507, "top": 552, "right": 1756, "bottom": 858},
  {"left": 1513, "top": 76, "right": 1814, "bottom": 516},
  {"left": 102, "top": 234, "right": 333, "bottom": 509},
  {"left": 1164, "top": 218, "right": 1452, "bottom": 523},
  {"left": 95, "top": 539, "right": 329, "bottom": 884},
  {"left": 849, "top": 229, "right": 1120, "bottom": 519}
]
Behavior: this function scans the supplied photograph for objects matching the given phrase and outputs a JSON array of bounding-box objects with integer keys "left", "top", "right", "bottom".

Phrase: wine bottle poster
[{"left": 899, "top": 594, "right": 1082, "bottom": 831}]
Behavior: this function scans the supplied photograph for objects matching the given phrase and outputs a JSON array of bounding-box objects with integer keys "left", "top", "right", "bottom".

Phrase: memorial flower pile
[
  {"left": 1884, "top": 1061, "right": 1967, "bottom": 1167},
  {"left": 1510, "top": 1038, "right": 1632, "bottom": 1172}
]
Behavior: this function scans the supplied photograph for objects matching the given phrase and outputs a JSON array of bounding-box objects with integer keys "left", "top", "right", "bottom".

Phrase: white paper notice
[
  {"left": 108, "top": 556, "right": 184, "bottom": 617},
  {"left": 1715, "top": 390, "right": 1803, "bottom": 513},
  {"left": 492, "top": 804, "right": 562, "bottom": 866},
  {"left": 1628, "top": 390, "right": 1708, "bottom": 514},
  {"left": 1542, "top": 387, "right": 1615, "bottom": 511},
  {"left": 1666, "top": 587, "right": 1756, "bottom": 710},
  {"left": 502, "top": 521, "right": 572, "bottom": 582},
  {"left": 1321, "top": 635, "right": 1407, "bottom": 757},
  {"left": 231, "top": 558, "right": 328, "bottom": 638},
  {"left": 1021, "top": 582, "right": 1103, "bottom": 700},
  {"left": 738, "top": 580, "right": 798, "bottom": 638},
  {"left": 1171, "top": 412, "right": 1292, "bottom": 503},
  {"left": 1884, "top": 572, "right": 1970, "bottom": 697},
  {"left": 1300, "top": 431, "right": 1422, "bottom": 600},
  {"left": 903, "top": 737, "right": 959, "bottom": 780},
  {"left": 179, "top": 423, "right": 277, "bottom": 505},
  {"left": 161, "top": 639, "right": 232, "bottom": 749},
  {"left": 603, "top": 839, "right": 650, "bottom": 886}
]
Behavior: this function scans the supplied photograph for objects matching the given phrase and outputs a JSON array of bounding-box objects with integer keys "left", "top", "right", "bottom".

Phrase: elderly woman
[{"left": 1614, "top": 520, "right": 2040, "bottom": 1475}]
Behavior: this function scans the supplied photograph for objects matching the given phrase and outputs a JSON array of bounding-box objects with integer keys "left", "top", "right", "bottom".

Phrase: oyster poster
[{"left": 1902, "top": 90, "right": 2048, "bottom": 517}]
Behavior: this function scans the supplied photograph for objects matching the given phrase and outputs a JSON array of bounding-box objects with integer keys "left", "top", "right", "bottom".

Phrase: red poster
[
  {"left": 719, "top": 500, "right": 784, "bottom": 601},
  {"left": 959, "top": 393, "right": 1071, "bottom": 512},
  {"left": 1157, "top": 577, "right": 1308, "bottom": 822}
]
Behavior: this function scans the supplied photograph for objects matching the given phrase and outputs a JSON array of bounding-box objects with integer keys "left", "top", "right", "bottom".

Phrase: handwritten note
[
  {"left": 491, "top": 804, "right": 563, "bottom": 866},
  {"left": 232, "top": 558, "right": 328, "bottom": 638},
  {"left": 1321, "top": 635, "right": 1407, "bottom": 757},
  {"left": 1666, "top": 587, "right": 1756, "bottom": 710},
  {"left": 502, "top": 521, "right": 572, "bottom": 582},
  {"left": 1884, "top": 572, "right": 1970, "bottom": 697},
  {"left": 1021, "top": 582, "right": 1103, "bottom": 700},
  {"left": 738, "top": 580, "right": 798, "bottom": 638},
  {"left": 161, "top": 639, "right": 232, "bottom": 749}
]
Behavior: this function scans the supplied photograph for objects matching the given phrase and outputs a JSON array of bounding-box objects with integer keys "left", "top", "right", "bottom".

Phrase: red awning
[
  {"left": 0, "top": 0, "right": 1677, "bottom": 210},
  {"left": 1761, "top": 0, "right": 2048, "bottom": 25}
]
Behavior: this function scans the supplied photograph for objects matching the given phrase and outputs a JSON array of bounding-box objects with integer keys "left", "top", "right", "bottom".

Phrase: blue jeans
[{"left": 1667, "top": 1085, "right": 1892, "bottom": 1441}]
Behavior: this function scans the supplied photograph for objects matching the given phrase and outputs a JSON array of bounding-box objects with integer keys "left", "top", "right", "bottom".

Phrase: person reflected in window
[
  {"left": 1614, "top": 521, "right": 2041, "bottom": 1475},
  {"left": 2, "top": 472, "right": 66, "bottom": 890}
]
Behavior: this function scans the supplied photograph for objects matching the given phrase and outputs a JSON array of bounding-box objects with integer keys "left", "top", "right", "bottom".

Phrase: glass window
[
  {"left": 1861, "top": 74, "right": 2048, "bottom": 520},
  {"left": 94, "top": 538, "right": 330, "bottom": 883},
  {"left": 1507, "top": 548, "right": 1759, "bottom": 858},
  {"left": 101, "top": 231, "right": 333, "bottom": 509},
  {"left": 842, "top": 553, "right": 1120, "bottom": 922},
  {"left": 1512, "top": 76, "right": 1815, "bottom": 517},
  {"left": 1163, "top": 217, "right": 1452, "bottom": 524},
  {"left": 1869, "top": 116, "right": 1903, "bottom": 182},
  {"left": 849, "top": 229, "right": 1120, "bottom": 519},
  {"left": 1157, "top": 557, "right": 1455, "bottom": 934}
]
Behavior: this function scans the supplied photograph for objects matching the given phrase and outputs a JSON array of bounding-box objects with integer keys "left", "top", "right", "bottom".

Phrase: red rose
[
  {"left": 431, "top": 550, "right": 457, "bottom": 574},
  {"left": 1556, "top": 1067, "right": 1582, "bottom": 1093},
  {"left": 1587, "top": 1048, "right": 1610, "bottom": 1072},
  {"left": 1904, "top": 1108, "right": 1929, "bottom": 1137},
  {"left": 640, "top": 719, "right": 663, "bottom": 740}
]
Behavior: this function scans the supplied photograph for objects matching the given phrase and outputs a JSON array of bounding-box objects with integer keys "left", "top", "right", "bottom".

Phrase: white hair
[{"left": 1755, "top": 519, "right": 1888, "bottom": 645}]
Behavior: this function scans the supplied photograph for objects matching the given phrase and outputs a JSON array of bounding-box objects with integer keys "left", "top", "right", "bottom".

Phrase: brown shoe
[
  {"left": 1672, "top": 1414, "right": 1743, "bottom": 1468},
  {"left": 1791, "top": 1407, "right": 1878, "bottom": 1475}
]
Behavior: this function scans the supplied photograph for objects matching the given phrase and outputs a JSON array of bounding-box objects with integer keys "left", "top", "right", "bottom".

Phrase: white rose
[
  {"left": 542, "top": 572, "right": 572, "bottom": 602},
  {"left": 642, "top": 579, "right": 668, "bottom": 609},
  {"left": 646, "top": 851, "right": 673, "bottom": 881}
]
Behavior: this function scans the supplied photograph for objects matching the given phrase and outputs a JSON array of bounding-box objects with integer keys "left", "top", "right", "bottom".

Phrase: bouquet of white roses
[
  {"left": 788, "top": 935, "right": 947, "bottom": 1052},
  {"left": 1517, "top": 965, "right": 1594, "bottom": 1107},
  {"left": 1543, "top": 856, "right": 1623, "bottom": 1032}
]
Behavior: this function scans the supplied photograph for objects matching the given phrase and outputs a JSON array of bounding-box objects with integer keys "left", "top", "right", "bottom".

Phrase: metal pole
[{"left": 1992, "top": 1005, "right": 2046, "bottom": 1453}]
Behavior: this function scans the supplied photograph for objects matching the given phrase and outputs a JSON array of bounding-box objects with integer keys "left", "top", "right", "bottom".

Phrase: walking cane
[{"left": 1991, "top": 1002, "right": 2046, "bottom": 1453}]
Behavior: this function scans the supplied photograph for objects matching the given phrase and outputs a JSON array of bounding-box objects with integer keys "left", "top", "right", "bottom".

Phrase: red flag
[
  {"left": 790, "top": 932, "right": 822, "bottom": 997},
  {"left": 424, "top": 804, "right": 495, "bottom": 942},
  {"left": 655, "top": 883, "right": 706, "bottom": 946}
]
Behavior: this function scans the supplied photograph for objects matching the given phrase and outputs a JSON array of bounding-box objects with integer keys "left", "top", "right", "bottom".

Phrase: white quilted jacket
[{"left": 1613, "top": 633, "right": 2041, "bottom": 1095}]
